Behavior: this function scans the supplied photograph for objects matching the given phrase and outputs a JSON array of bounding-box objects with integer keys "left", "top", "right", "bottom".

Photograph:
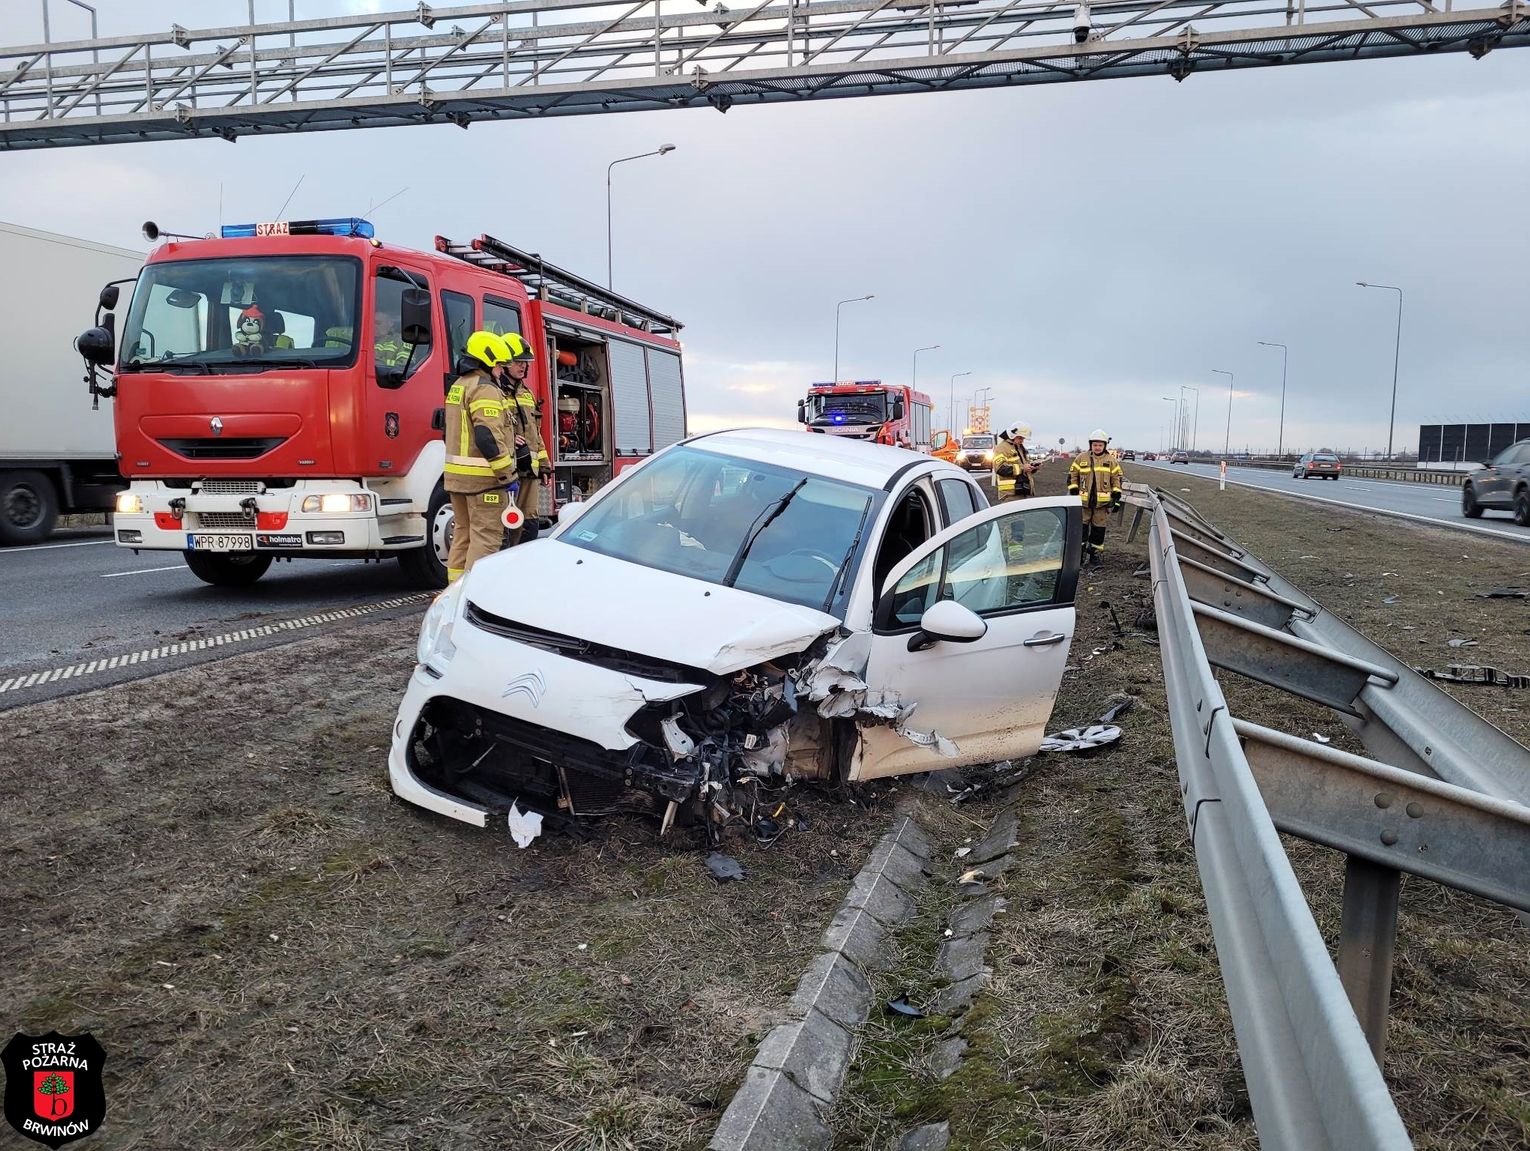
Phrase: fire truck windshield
[
  {"left": 809, "top": 391, "right": 888, "bottom": 425},
  {"left": 118, "top": 255, "right": 361, "bottom": 373}
]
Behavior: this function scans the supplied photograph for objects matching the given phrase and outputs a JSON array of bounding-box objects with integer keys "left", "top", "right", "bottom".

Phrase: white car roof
[{"left": 683, "top": 427, "right": 958, "bottom": 489}]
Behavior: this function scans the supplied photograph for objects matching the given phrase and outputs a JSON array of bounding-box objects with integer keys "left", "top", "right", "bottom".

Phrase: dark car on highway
[
  {"left": 1463, "top": 439, "right": 1530, "bottom": 525},
  {"left": 1294, "top": 452, "right": 1341, "bottom": 480}
]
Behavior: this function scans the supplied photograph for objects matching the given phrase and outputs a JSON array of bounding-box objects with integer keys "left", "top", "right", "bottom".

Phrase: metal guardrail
[
  {"left": 1127, "top": 482, "right": 1530, "bottom": 1151},
  {"left": 1153, "top": 458, "right": 1469, "bottom": 485}
]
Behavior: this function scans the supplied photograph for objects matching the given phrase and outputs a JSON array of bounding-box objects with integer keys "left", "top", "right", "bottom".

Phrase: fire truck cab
[
  {"left": 76, "top": 219, "right": 686, "bottom": 588},
  {"left": 797, "top": 380, "right": 933, "bottom": 452}
]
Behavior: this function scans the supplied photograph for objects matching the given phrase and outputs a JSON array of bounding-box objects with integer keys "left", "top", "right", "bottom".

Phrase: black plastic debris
[
  {"left": 1415, "top": 664, "right": 1530, "bottom": 689},
  {"left": 706, "top": 852, "right": 746, "bottom": 882},
  {"left": 886, "top": 994, "right": 925, "bottom": 1019},
  {"left": 1099, "top": 698, "right": 1136, "bottom": 724},
  {"left": 753, "top": 817, "right": 781, "bottom": 842},
  {"left": 1476, "top": 588, "right": 1528, "bottom": 599}
]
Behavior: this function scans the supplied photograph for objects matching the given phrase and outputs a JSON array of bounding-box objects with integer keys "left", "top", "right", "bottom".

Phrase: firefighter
[
  {"left": 444, "top": 330, "right": 516, "bottom": 582},
  {"left": 1068, "top": 428, "right": 1124, "bottom": 565},
  {"left": 991, "top": 424, "right": 1039, "bottom": 502},
  {"left": 498, "top": 332, "right": 551, "bottom": 546},
  {"left": 374, "top": 313, "right": 409, "bottom": 370}
]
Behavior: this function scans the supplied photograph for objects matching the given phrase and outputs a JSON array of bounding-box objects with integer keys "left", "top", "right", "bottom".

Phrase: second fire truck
[{"left": 796, "top": 380, "right": 933, "bottom": 452}]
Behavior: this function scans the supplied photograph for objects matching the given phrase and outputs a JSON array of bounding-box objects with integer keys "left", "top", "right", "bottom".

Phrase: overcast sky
[{"left": 4, "top": 2, "right": 1527, "bottom": 455}]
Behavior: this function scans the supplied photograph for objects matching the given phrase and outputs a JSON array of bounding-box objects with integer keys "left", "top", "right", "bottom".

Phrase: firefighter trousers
[
  {"left": 1082, "top": 503, "right": 1114, "bottom": 561},
  {"left": 448, "top": 488, "right": 510, "bottom": 582}
]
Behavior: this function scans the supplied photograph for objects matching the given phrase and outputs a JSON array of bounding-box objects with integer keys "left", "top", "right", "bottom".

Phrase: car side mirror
[
  {"left": 98, "top": 283, "right": 120, "bottom": 311},
  {"left": 797, "top": 399, "right": 807, "bottom": 424},
  {"left": 907, "top": 599, "right": 987, "bottom": 652},
  {"left": 557, "top": 501, "right": 589, "bottom": 528},
  {"left": 401, "top": 288, "right": 432, "bottom": 346}
]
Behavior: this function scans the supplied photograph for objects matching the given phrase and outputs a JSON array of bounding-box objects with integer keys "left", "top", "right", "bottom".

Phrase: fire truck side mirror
[
  {"left": 76, "top": 322, "right": 115, "bottom": 367},
  {"left": 892, "top": 396, "right": 905, "bottom": 421},
  {"left": 98, "top": 284, "right": 120, "bottom": 311},
  {"left": 400, "top": 288, "right": 432, "bottom": 346},
  {"left": 797, "top": 399, "right": 806, "bottom": 424}
]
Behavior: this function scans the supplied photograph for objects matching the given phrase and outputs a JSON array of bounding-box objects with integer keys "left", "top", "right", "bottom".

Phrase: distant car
[
  {"left": 1119, "top": 449, "right": 1136, "bottom": 461},
  {"left": 954, "top": 433, "right": 998, "bottom": 473},
  {"left": 1143, "top": 452, "right": 1157, "bottom": 461},
  {"left": 1170, "top": 452, "right": 1190, "bottom": 465},
  {"left": 1294, "top": 452, "right": 1341, "bottom": 480},
  {"left": 1462, "top": 439, "right": 1530, "bottom": 525}
]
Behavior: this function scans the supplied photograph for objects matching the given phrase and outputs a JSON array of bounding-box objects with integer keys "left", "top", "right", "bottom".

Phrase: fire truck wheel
[
  {"left": 0, "top": 469, "right": 59, "bottom": 546},
  {"left": 397, "top": 481, "right": 450, "bottom": 589},
  {"left": 182, "top": 550, "right": 273, "bottom": 586}
]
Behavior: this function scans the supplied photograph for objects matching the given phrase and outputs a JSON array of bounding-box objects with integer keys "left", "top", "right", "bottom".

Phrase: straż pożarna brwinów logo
[{"left": 2, "top": 1032, "right": 107, "bottom": 1148}]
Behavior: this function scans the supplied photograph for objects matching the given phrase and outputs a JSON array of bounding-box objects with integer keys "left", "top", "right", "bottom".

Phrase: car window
[
  {"left": 888, "top": 505, "right": 1069, "bottom": 628},
  {"left": 872, "top": 486, "right": 935, "bottom": 591},
  {"left": 936, "top": 478, "right": 979, "bottom": 525},
  {"left": 1495, "top": 444, "right": 1529, "bottom": 466},
  {"left": 1314, "top": 454, "right": 1338, "bottom": 463}
]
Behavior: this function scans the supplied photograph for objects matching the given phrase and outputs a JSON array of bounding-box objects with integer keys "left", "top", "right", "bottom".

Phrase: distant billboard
[{"left": 1418, "top": 422, "right": 1530, "bottom": 464}]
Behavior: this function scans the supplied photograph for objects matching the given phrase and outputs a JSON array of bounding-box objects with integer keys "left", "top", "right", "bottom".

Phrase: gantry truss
[{"left": 2, "top": 0, "right": 1527, "bottom": 149}]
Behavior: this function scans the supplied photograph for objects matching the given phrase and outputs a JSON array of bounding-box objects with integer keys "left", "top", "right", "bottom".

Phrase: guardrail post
[{"left": 1337, "top": 856, "right": 1402, "bottom": 1064}]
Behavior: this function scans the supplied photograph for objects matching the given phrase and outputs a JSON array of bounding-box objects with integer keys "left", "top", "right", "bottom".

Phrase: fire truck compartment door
[{"left": 608, "top": 338, "right": 651, "bottom": 456}]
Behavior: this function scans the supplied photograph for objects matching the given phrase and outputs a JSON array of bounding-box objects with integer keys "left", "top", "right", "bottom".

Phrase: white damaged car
[{"left": 390, "top": 428, "right": 1084, "bottom": 833}]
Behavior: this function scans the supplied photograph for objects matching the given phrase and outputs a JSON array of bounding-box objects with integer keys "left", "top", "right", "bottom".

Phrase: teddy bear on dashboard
[{"left": 233, "top": 305, "right": 265, "bottom": 355}]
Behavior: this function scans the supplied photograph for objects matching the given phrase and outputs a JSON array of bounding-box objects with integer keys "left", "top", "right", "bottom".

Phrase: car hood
[{"left": 462, "top": 539, "right": 842, "bottom": 677}]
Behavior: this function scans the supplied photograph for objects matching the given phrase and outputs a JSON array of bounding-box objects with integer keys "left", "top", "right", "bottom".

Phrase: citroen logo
[
  {"left": 210, "top": 416, "right": 225, "bottom": 437},
  {"left": 501, "top": 670, "right": 547, "bottom": 708}
]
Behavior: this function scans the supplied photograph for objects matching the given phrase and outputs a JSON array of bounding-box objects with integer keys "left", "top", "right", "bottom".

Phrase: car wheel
[
  {"left": 182, "top": 550, "right": 273, "bottom": 586},
  {"left": 0, "top": 469, "right": 60, "bottom": 546},
  {"left": 1516, "top": 489, "right": 1530, "bottom": 527},
  {"left": 1462, "top": 485, "right": 1483, "bottom": 519},
  {"left": 398, "top": 481, "right": 450, "bottom": 588}
]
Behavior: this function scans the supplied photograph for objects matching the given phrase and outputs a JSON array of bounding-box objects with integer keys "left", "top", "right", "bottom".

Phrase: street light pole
[
  {"left": 1213, "top": 370, "right": 1234, "bottom": 455},
  {"left": 950, "top": 371, "right": 972, "bottom": 430},
  {"left": 1182, "top": 385, "right": 1200, "bottom": 454},
  {"left": 606, "top": 144, "right": 675, "bottom": 288},
  {"left": 1356, "top": 282, "right": 1404, "bottom": 459},
  {"left": 1257, "top": 341, "right": 1288, "bottom": 458},
  {"left": 912, "top": 343, "right": 939, "bottom": 412},
  {"left": 834, "top": 294, "right": 874, "bottom": 380},
  {"left": 1162, "top": 397, "right": 1177, "bottom": 450}
]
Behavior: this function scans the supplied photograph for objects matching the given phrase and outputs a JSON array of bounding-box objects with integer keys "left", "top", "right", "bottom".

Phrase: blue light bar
[{"left": 220, "top": 217, "right": 375, "bottom": 239}]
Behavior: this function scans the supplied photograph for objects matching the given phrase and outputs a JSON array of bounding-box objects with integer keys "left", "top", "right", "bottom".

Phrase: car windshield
[
  {"left": 119, "top": 255, "right": 361, "bottom": 373},
  {"left": 558, "top": 445, "right": 879, "bottom": 614},
  {"left": 961, "top": 435, "right": 995, "bottom": 450},
  {"left": 808, "top": 391, "right": 888, "bottom": 425}
]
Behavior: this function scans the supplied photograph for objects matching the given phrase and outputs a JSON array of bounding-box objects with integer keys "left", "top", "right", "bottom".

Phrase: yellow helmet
[
  {"left": 502, "top": 332, "right": 536, "bottom": 362},
  {"left": 465, "top": 329, "right": 511, "bottom": 369}
]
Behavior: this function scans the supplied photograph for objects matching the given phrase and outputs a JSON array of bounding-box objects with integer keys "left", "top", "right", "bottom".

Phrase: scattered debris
[
  {"left": 705, "top": 852, "right": 746, "bottom": 882},
  {"left": 1382, "top": 595, "right": 1401, "bottom": 605},
  {"left": 1417, "top": 664, "right": 1530, "bottom": 689},
  {"left": 953, "top": 847, "right": 972, "bottom": 859},
  {"left": 886, "top": 994, "right": 926, "bottom": 1019},
  {"left": 1040, "top": 724, "right": 1122, "bottom": 753},
  {"left": 1098, "top": 696, "right": 1136, "bottom": 724},
  {"left": 1312, "top": 733, "right": 1332, "bottom": 745},
  {"left": 1447, "top": 638, "right": 1479, "bottom": 648},
  {"left": 507, "top": 801, "right": 543, "bottom": 849},
  {"left": 957, "top": 868, "right": 987, "bottom": 886},
  {"left": 1476, "top": 588, "right": 1528, "bottom": 600}
]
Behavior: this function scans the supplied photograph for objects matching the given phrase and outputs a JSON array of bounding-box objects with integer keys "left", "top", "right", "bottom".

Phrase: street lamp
[
  {"left": 912, "top": 344, "right": 939, "bottom": 406},
  {"left": 607, "top": 144, "right": 675, "bottom": 288},
  {"left": 1180, "top": 385, "right": 1200, "bottom": 455},
  {"left": 1213, "top": 369, "right": 1234, "bottom": 455},
  {"left": 834, "top": 294, "right": 874, "bottom": 380},
  {"left": 1162, "top": 397, "right": 1177, "bottom": 451},
  {"left": 1257, "top": 341, "right": 1288, "bottom": 458},
  {"left": 949, "top": 371, "right": 972, "bottom": 430},
  {"left": 1356, "top": 282, "right": 1404, "bottom": 459}
]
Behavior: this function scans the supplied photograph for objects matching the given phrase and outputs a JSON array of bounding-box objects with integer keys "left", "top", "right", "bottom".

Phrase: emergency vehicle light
[{"left": 221, "top": 217, "right": 376, "bottom": 239}]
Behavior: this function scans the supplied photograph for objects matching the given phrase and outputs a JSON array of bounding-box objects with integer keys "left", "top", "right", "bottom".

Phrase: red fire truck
[
  {"left": 797, "top": 380, "right": 933, "bottom": 452},
  {"left": 76, "top": 219, "right": 686, "bottom": 588}
]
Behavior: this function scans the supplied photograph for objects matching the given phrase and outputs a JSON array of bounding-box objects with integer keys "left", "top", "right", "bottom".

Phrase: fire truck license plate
[{"left": 187, "top": 532, "right": 254, "bottom": 552}]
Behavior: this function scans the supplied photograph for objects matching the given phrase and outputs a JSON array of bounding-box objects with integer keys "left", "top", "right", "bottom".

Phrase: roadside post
[{"left": 1220, "top": 460, "right": 1227, "bottom": 491}]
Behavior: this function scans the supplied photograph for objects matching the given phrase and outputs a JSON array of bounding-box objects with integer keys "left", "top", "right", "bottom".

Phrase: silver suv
[{"left": 1463, "top": 439, "right": 1530, "bottom": 525}]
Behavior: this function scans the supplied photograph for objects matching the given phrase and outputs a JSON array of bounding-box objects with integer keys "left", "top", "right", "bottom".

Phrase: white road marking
[
  {"left": 0, "top": 592, "right": 433, "bottom": 698},
  {"left": 101, "top": 564, "right": 187, "bottom": 579},
  {"left": 0, "top": 538, "right": 115, "bottom": 555}
]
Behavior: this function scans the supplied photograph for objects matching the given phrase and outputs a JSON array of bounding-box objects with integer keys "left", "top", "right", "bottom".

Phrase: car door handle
[{"left": 1023, "top": 632, "right": 1067, "bottom": 648}]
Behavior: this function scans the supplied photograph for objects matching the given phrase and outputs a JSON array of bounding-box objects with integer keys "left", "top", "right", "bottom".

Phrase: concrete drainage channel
[{"left": 708, "top": 804, "right": 1021, "bottom": 1151}]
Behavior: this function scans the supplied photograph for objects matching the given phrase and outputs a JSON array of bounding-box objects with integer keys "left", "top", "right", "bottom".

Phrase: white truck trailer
[{"left": 0, "top": 221, "right": 142, "bottom": 544}]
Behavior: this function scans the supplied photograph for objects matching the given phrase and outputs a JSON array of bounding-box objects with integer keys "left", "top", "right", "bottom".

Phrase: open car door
[{"left": 851, "top": 497, "right": 1083, "bottom": 780}]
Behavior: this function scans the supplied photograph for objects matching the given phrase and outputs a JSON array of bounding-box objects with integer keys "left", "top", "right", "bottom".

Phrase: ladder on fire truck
[{"left": 433, "top": 234, "right": 682, "bottom": 338}]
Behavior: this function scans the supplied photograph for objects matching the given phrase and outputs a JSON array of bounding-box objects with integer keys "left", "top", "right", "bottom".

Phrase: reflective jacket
[
  {"left": 1068, "top": 450, "right": 1123, "bottom": 509},
  {"left": 993, "top": 440, "right": 1036, "bottom": 500},
  {"left": 444, "top": 369, "right": 514, "bottom": 494},
  {"left": 507, "top": 377, "right": 551, "bottom": 475}
]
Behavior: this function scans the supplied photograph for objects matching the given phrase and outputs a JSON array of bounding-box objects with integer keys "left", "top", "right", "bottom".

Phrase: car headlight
[
  {"left": 115, "top": 492, "right": 143, "bottom": 515},
  {"left": 417, "top": 580, "right": 465, "bottom": 666},
  {"left": 956, "top": 452, "right": 968, "bottom": 462},
  {"left": 301, "top": 492, "right": 371, "bottom": 514}
]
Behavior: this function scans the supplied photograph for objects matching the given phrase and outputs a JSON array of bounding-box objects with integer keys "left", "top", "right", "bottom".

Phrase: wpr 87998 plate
[{"left": 186, "top": 532, "right": 253, "bottom": 552}]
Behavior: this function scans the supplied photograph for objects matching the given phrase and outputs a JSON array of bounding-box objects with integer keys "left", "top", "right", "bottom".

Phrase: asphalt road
[
  {"left": 0, "top": 529, "right": 427, "bottom": 671},
  {"left": 1132, "top": 460, "right": 1530, "bottom": 544}
]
